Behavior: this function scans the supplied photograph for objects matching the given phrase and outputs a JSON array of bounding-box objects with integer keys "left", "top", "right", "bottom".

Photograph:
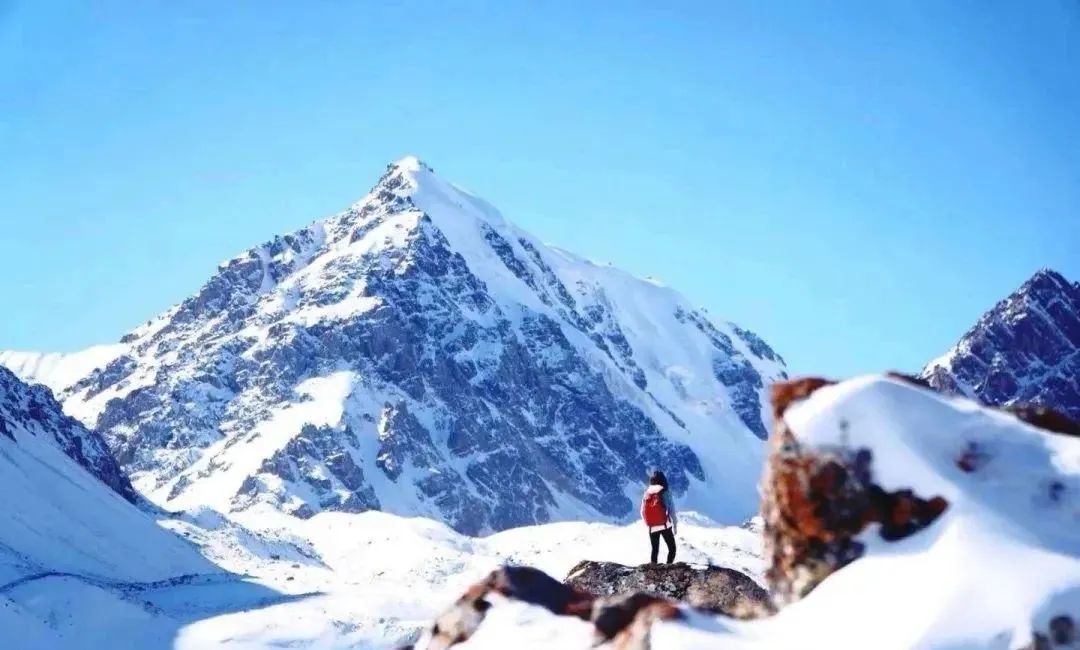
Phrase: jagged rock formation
[
  {"left": 419, "top": 565, "right": 682, "bottom": 650},
  {"left": 923, "top": 269, "right": 1080, "bottom": 421},
  {"left": 2, "top": 157, "right": 785, "bottom": 534},
  {"left": 0, "top": 365, "right": 135, "bottom": 501},
  {"left": 564, "top": 560, "right": 771, "bottom": 618}
]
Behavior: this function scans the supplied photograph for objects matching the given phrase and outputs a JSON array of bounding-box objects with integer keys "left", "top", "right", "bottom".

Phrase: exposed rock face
[
  {"left": 421, "top": 566, "right": 681, "bottom": 650},
  {"left": 762, "top": 377, "right": 949, "bottom": 605},
  {"left": 923, "top": 269, "right": 1080, "bottom": 421},
  {"left": 0, "top": 366, "right": 136, "bottom": 501},
  {"left": 14, "top": 157, "right": 785, "bottom": 533},
  {"left": 564, "top": 560, "right": 772, "bottom": 619}
]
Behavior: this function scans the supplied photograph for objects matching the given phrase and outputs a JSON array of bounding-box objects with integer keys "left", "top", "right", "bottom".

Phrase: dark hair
[{"left": 649, "top": 470, "right": 668, "bottom": 489}]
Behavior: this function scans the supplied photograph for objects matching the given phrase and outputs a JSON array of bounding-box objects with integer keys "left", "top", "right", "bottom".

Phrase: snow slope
[
  {"left": 0, "top": 365, "right": 313, "bottom": 650},
  {"left": 2, "top": 156, "right": 785, "bottom": 534},
  {"left": 425, "top": 376, "right": 1080, "bottom": 649}
]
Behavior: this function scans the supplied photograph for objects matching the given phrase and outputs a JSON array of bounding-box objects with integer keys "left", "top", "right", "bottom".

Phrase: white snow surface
[
  {"left": 420, "top": 376, "right": 1080, "bottom": 650},
  {"left": 0, "top": 345, "right": 126, "bottom": 393}
]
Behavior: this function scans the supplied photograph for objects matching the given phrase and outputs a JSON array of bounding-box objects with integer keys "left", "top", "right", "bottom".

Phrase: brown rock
[
  {"left": 1004, "top": 405, "right": 1080, "bottom": 438},
  {"left": 771, "top": 377, "right": 835, "bottom": 419},
  {"left": 591, "top": 592, "right": 681, "bottom": 649},
  {"left": 565, "top": 560, "right": 773, "bottom": 619},
  {"left": 762, "top": 378, "right": 949, "bottom": 605},
  {"left": 424, "top": 565, "right": 702, "bottom": 649},
  {"left": 425, "top": 566, "right": 594, "bottom": 649}
]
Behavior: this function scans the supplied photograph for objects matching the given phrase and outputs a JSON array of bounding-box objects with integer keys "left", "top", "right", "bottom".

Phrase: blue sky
[{"left": 1, "top": 1, "right": 1077, "bottom": 376}]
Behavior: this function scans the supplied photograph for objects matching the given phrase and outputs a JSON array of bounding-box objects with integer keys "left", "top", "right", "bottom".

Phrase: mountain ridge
[{"left": 922, "top": 268, "right": 1080, "bottom": 420}]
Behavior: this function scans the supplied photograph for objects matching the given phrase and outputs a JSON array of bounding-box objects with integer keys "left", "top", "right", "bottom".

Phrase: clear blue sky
[{"left": 2, "top": 1, "right": 1078, "bottom": 376}]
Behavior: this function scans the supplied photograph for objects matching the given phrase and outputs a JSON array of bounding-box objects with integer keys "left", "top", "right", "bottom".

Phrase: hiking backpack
[{"left": 642, "top": 490, "right": 668, "bottom": 527}]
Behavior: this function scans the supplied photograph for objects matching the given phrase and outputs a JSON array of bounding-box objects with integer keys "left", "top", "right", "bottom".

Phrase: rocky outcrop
[
  {"left": 564, "top": 560, "right": 772, "bottom": 619},
  {"left": 417, "top": 562, "right": 769, "bottom": 649},
  {"left": 763, "top": 374, "right": 1080, "bottom": 607},
  {"left": 762, "top": 377, "right": 950, "bottom": 605},
  {"left": 420, "top": 566, "right": 682, "bottom": 650},
  {"left": 923, "top": 269, "right": 1080, "bottom": 421}
]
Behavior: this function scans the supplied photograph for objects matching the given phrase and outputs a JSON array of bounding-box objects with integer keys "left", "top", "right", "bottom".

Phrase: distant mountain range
[
  {"left": 1, "top": 157, "right": 786, "bottom": 534},
  {"left": 922, "top": 268, "right": 1080, "bottom": 421}
]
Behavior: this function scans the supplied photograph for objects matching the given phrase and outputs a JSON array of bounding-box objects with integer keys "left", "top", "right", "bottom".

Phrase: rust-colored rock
[
  {"left": 425, "top": 566, "right": 594, "bottom": 649},
  {"left": 771, "top": 377, "right": 835, "bottom": 419},
  {"left": 1004, "top": 404, "right": 1080, "bottom": 437},
  {"left": 762, "top": 377, "right": 949, "bottom": 605},
  {"left": 424, "top": 565, "right": 700, "bottom": 649},
  {"left": 591, "top": 592, "right": 682, "bottom": 650}
]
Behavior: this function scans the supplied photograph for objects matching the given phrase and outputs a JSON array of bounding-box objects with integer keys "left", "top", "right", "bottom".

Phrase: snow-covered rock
[
  {"left": 414, "top": 375, "right": 1080, "bottom": 649},
  {"left": 923, "top": 268, "right": 1080, "bottom": 421},
  {"left": 3, "top": 156, "right": 785, "bottom": 534},
  {"left": 564, "top": 561, "right": 771, "bottom": 618}
]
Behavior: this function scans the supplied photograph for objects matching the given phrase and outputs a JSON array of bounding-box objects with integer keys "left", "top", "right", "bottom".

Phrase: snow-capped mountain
[
  {"left": 2, "top": 157, "right": 785, "bottom": 534},
  {"left": 922, "top": 269, "right": 1080, "bottom": 420}
]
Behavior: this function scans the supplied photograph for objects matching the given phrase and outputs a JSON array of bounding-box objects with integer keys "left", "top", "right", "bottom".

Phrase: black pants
[{"left": 649, "top": 527, "right": 676, "bottom": 564}]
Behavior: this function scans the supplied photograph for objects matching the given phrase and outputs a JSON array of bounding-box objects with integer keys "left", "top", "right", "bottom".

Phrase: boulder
[
  {"left": 417, "top": 566, "right": 681, "bottom": 650},
  {"left": 763, "top": 377, "right": 949, "bottom": 605},
  {"left": 564, "top": 560, "right": 772, "bottom": 619}
]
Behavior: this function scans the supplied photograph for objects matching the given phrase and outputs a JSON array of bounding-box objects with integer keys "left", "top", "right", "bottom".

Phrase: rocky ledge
[
  {"left": 416, "top": 565, "right": 732, "bottom": 650},
  {"left": 565, "top": 560, "right": 772, "bottom": 619}
]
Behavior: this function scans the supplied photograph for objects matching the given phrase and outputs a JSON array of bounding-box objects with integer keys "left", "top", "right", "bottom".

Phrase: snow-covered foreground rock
[
  {"left": 1, "top": 156, "right": 785, "bottom": 535},
  {"left": 415, "top": 376, "right": 1080, "bottom": 650}
]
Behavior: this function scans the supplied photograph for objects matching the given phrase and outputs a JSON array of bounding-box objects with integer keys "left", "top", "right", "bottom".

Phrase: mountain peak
[
  {"left": 922, "top": 268, "right": 1079, "bottom": 419},
  {"left": 1019, "top": 267, "right": 1074, "bottom": 299},
  {"left": 22, "top": 159, "right": 786, "bottom": 534},
  {"left": 388, "top": 155, "right": 432, "bottom": 174}
]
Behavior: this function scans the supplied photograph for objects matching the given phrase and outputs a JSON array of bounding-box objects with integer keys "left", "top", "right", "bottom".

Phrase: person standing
[{"left": 641, "top": 470, "right": 677, "bottom": 564}]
